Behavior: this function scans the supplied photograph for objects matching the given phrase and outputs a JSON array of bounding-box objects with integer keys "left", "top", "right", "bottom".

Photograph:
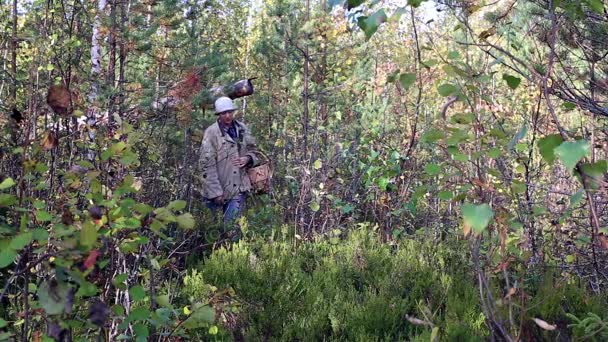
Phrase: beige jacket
[{"left": 199, "top": 120, "right": 259, "bottom": 200}]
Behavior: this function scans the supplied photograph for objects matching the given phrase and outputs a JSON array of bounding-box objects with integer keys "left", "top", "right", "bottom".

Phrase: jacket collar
[{"left": 217, "top": 120, "right": 242, "bottom": 144}]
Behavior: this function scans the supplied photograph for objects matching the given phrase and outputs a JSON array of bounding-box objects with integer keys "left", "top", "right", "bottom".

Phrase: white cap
[{"left": 214, "top": 96, "right": 237, "bottom": 114}]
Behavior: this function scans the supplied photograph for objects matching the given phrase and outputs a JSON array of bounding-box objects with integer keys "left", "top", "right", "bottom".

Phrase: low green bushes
[
  {"left": 180, "top": 228, "right": 608, "bottom": 341},
  {"left": 184, "top": 229, "right": 486, "bottom": 341}
]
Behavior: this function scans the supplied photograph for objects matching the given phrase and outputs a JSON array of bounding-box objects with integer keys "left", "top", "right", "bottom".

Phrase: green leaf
[
  {"left": 461, "top": 203, "right": 494, "bottom": 234},
  {"left": 129, "top": 286, "right": 146, "bottom": 301},
  {"left": 156, "top": 294, "right": 172, "bottom": 308},
  {"left": 420, "top": 129, "right": 445, "bottom": 143},
  {"left": 431, "top": 327, "right": 440, "bottom": 342},
  {"left": 399, "top": 73, "right": 416, "bottom": 89},
  {"left": 508, "top": 124, "right": 528, "bottom": 151},
  {"left": 75, "top": 280, "right": 98, "bottom": 297},
  {"left": 182, "top": 304, "right": 215, "bottom": 329},
  {"left": 391, "top": 7, "right": 408, "bottom": 22},
  {"left": 0, "top": 178, "right": 16, "bottom": 190},
  {"left": 0, "top": 249, "right": 17, "bottom": 268},
  {"left": 554, "top": 140, "right": 590, "bottom": 172},
  {"left": 424, "top": 163, "right": 441, "bottom": 176},
  {"left": 438, "top": 191, "right": 454, "bottom": 200},
  {"left": 32, "top": 228, "right": 49, "bottom": 242},
  {"left": 10, "top": 232, "right": 32, "bottom": 251},
  {"left": 80, "top": 221, "right": 98, "bottom": 248},
  {"left": 487, "top": 147, "right": 501, "bottom": 158},
  {"left": 111, "top": 141, "right": 127, "bottom": 153},
  {"left": 113, "top": 274, "right": 129, "bottom": 290},
  {"left": 35, "top": 210, "right": 53, "bottom": 222},
  {"left": 167, "top": 200, "right": 187, "bottom": 211},
  {"left": 313, "top": 159, "right": 322, "bottom": 170},
  {"left": 579, "top": 160, "right": 608, "bottom": 188},
  {"left": 310, "top": 201, "right": 320, "bottom": 212},
  {"left": 128, "top": 307, "right": 150, "bottom": 321},
  {"left": 176, "top": 213, "right": 195, "bottom": 230},
  {"left": 538, "top": 134, "right": 564, "bottom": 164},
  {"left": 447, "top": 51, "right": 461, "bottom": 59},
  {"left": 357, "top": 9, "right": 388, "bottom": 40},
  {"left": 0, "top": 194, "right": 17, "bottom": 207},
  {"left": 562, "top": 102, "right": 576, "bottom": 110},
  {"left": 133, "top": 323, "right": 149, "bottom": 340},
  {"left": 37, "top": 281, "right": 70, "bottom": 315},
  {"left": 437, "top": 84, "right": 457, "bottom": 97},
  {"left": 566, "top": 255, "right": 575, "bottom": 263},
  {"left": 0, "top": 318, "right": 7, "bottom": 328},
  {"left": 209, "top": 325, "right": 219, "bottom": 335},
  {"left": 512, "top": 181, "right": 526, "bottom": 194},
  {"left": 502, "top": 74, "right": 521, "bottom": 89},
  {"left": 377, "top": 177, "right": 390, "bottom": 191},
  {"left": 585, "top": 0, "right": 605, "bottom": 14},
  {"left": 341, "top": 204, "right": 354, "bottom": 214}
]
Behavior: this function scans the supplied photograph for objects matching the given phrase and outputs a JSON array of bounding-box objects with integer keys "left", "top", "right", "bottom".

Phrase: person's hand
[
  {"left": 232, "top": 156, "right": 251, "bottom": 168},
  {"left": 212, "top": 195, "right": 224, "bottom": 205}
]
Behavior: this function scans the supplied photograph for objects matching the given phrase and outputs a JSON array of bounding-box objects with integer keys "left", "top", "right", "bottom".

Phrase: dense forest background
[{"left": 1, "top": 0, "right": 607, "bottom": 340}]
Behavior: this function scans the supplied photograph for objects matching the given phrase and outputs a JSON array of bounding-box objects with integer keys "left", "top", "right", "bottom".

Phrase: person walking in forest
[{"left": 199, "top": 96, "right": 260, "bottom": 240}]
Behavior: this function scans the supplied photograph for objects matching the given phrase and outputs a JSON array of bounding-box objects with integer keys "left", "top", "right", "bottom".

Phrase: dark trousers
[{"left": 205, "top": 193, "right": 246, "bottom": 239}]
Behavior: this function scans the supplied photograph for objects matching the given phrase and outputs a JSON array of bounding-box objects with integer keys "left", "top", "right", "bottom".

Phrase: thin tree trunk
[
  {"left": 11, "top": 0, "right": 17, "bottom": 106},
  {"left": 88, "top": 0, "right": 107, "bottom": 140},
  {"left": 108, "top": 0, "right": 117, "bottom": 124},
  {"left": 302, "top": 0, "right": 310, "bottom": 162},
  {"left": 118, "top": 0, "right": 128, "bottom": 118}
]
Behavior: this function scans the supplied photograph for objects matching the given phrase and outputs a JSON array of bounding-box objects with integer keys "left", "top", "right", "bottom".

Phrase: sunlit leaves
[
  {"left": 502, "top": 74, "right": 521, "bottom": 89},
  {"left": 35, "top": 210, "right": 53, "bottom": 222},
  {"left": 461, "top": 203, "right": 494, "bottom": 236},
  {"left": 167, "top": 200, "right": 187, "bottom": 211},
  {"left": 0, "top": 178, "right": 15, "bottom": 190},
  {"left": 176, "top": 213, "right": 195, "bottom": 230},
  {"left": 538, "top": 134, "right": 564, "bottom": 164},
  {"left": 585, "top": 0, "right": 605, "bottom": 14},
  {"left": 357, "top": 9, "right": 388, "bottom": 40},
  {"left": 377, "top": 177, "right": 390, "bottom": 191},
  {"left": 182, "top": 303, "right": 215, "bottom": 329},
  {"left": 80, "top": 221, "right": 98, "bottom": 249},
  {"left": 554, "top": 140, "right": 590, "bottom": 173},
  {"left": 313, "top": 159, "right": 323, "bottom": 170}
]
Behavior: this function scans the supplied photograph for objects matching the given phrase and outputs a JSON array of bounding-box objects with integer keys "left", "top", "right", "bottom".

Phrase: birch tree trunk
[{"left": 87, "top": 0, "right": 107, "bottom": 135}]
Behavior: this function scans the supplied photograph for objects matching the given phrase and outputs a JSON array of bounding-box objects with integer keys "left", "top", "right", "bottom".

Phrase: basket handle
[{"left": 253, "top": 149, "right": 271, "bottom": 166}]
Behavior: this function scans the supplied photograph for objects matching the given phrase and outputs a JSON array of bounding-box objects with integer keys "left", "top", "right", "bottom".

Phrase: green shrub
[{"left": 187, "top": 228, "right": 487, "bottom": 341}]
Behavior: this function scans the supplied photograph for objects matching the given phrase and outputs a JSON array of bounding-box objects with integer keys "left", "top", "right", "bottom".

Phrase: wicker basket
[{"left": 247, "top": 152, "right": 272, "bottom": 193}]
